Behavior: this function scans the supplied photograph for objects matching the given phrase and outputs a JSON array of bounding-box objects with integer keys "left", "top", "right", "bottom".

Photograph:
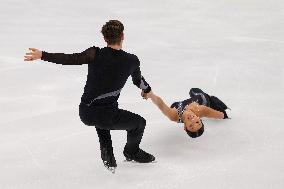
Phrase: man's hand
[
  {"left": 141, "top": 90, "right": 153, "bottom": 100},
  {"left": 24, "top": 48, "right": 42, "bottom": 61},
  {"left": 141, "top": 91, "right": 147, "bottom": 100}
]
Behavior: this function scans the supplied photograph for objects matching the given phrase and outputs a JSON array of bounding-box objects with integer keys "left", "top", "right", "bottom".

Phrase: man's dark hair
[
  {"left": 101, "top": 20, "right": 124, "bottom": 45},
  {"left": 186, "top": 121, "right": 204, "bottom": 138}
]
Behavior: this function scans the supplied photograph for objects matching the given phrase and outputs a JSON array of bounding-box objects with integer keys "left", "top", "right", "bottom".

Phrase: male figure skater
[{"left": 24, "top": 20, "right": 155, "bottom": 173}]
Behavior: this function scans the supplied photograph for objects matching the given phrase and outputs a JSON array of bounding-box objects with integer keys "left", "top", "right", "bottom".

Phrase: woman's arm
[
  {"left": 146, "top": 91, "right": 179, "bottom": 122},
  {"left": 199, "top": 105, "right": 224, "bottom": 119},
  {"left": 24, "top": 46, "right": 97, "bottom": 65}
]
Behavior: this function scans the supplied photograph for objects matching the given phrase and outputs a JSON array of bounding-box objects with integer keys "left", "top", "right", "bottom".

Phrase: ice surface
[{"left": 0, "top": 0, "right": 284, "bottom": 188}]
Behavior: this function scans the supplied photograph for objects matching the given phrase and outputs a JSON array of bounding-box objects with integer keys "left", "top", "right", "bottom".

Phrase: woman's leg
[{"left": 189, "top": 88, "right": 211, "bottom": 106}]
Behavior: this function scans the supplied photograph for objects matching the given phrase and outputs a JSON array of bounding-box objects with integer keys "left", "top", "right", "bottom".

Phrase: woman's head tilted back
[
  {"left": 186, "top": 121, "right": 204, "bottom": 138},
  {"left": 183, "top": 111, "right": 204, "bottom": 138},
  {"left": 101, "top": 20, "right": 124, "bottom": 45}
]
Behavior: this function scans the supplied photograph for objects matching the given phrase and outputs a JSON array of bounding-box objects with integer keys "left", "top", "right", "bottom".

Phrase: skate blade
[
  {"left": 123, "top": 159, "right": 157, "bottom": 163},
  {"left": 103, "top": 161, "right": 116, "bottom": 174},
  {"left": 104, "top": 165, "right": 116, "bottom": 174}
]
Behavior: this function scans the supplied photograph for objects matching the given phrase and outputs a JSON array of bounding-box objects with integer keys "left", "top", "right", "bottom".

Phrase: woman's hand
[{"left": 24, "top": 48, "right": 42, "bottom": 61}]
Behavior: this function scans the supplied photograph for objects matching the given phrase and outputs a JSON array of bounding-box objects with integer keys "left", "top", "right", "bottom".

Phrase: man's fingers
[
  {"left": 29, "top": 48, "right": 37, "bottom": 51},
  {"left": 24, "top": 56, "right": 33, "bottom": 61},
  {"left": 141, "top": 91, "right": 149, "bottom": 100},
  {"left": 26, "top": 52, "right": 33, "bottom": 55}
]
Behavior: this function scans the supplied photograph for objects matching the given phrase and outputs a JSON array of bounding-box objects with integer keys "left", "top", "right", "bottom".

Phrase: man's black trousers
[{"left": 79, "top": 102, "right": 146, "bottom": 155}]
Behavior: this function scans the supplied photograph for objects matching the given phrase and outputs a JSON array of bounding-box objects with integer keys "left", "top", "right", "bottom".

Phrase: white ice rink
[{"left": 1, "top": 0, "right": 284, "bottom": 188}]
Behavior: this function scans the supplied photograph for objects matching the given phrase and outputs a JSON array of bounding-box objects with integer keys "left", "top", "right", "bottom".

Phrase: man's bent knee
[{"left": 137, "top": 117, "right": 146, "bottom": 131}]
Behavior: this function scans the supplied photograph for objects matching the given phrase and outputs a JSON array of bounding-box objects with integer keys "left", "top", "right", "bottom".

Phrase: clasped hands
[{"left": 141, "top": 90, "right": 153, "bottom": 100}]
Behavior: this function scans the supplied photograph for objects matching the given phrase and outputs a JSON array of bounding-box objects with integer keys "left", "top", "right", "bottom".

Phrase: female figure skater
[{"left": 142, "top": 88, "right": 230, "bottom": 138}]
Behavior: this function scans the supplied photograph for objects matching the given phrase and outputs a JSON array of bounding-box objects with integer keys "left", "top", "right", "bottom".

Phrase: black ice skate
[
  {"left": 101, "top": 147, "right": 117, "bottom": 174},
  {"left": 123, "top": 149, "right": 155, "bottom": 163}
]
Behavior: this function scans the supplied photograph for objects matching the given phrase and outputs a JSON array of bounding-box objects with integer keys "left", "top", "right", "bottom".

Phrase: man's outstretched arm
[{"left": 24, "top": 47, "right": 97, "bottom": 65}]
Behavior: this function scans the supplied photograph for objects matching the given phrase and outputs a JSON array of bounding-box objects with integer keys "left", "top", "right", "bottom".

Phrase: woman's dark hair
[
  {"left": 101, "top": 20, "right": 124, "bottom": 45},
  {"left": 186, "top": 121, "right": 204, "bottom": 138}
]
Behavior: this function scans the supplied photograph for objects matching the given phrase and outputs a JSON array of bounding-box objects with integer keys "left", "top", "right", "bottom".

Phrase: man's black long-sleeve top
[{"left": 41, "top": 46, "right": 151, "bottom": 107}]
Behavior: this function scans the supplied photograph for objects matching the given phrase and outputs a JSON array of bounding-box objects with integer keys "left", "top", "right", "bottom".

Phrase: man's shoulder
[
  {"left": 89, "top": 46, "right": 101, "bottom": 51},
  {"left": 83, "top": 46, "right": 101, "bottom": 55},
  {"left": 121, "top": 50, "right": 139, "bottom": 61}
]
